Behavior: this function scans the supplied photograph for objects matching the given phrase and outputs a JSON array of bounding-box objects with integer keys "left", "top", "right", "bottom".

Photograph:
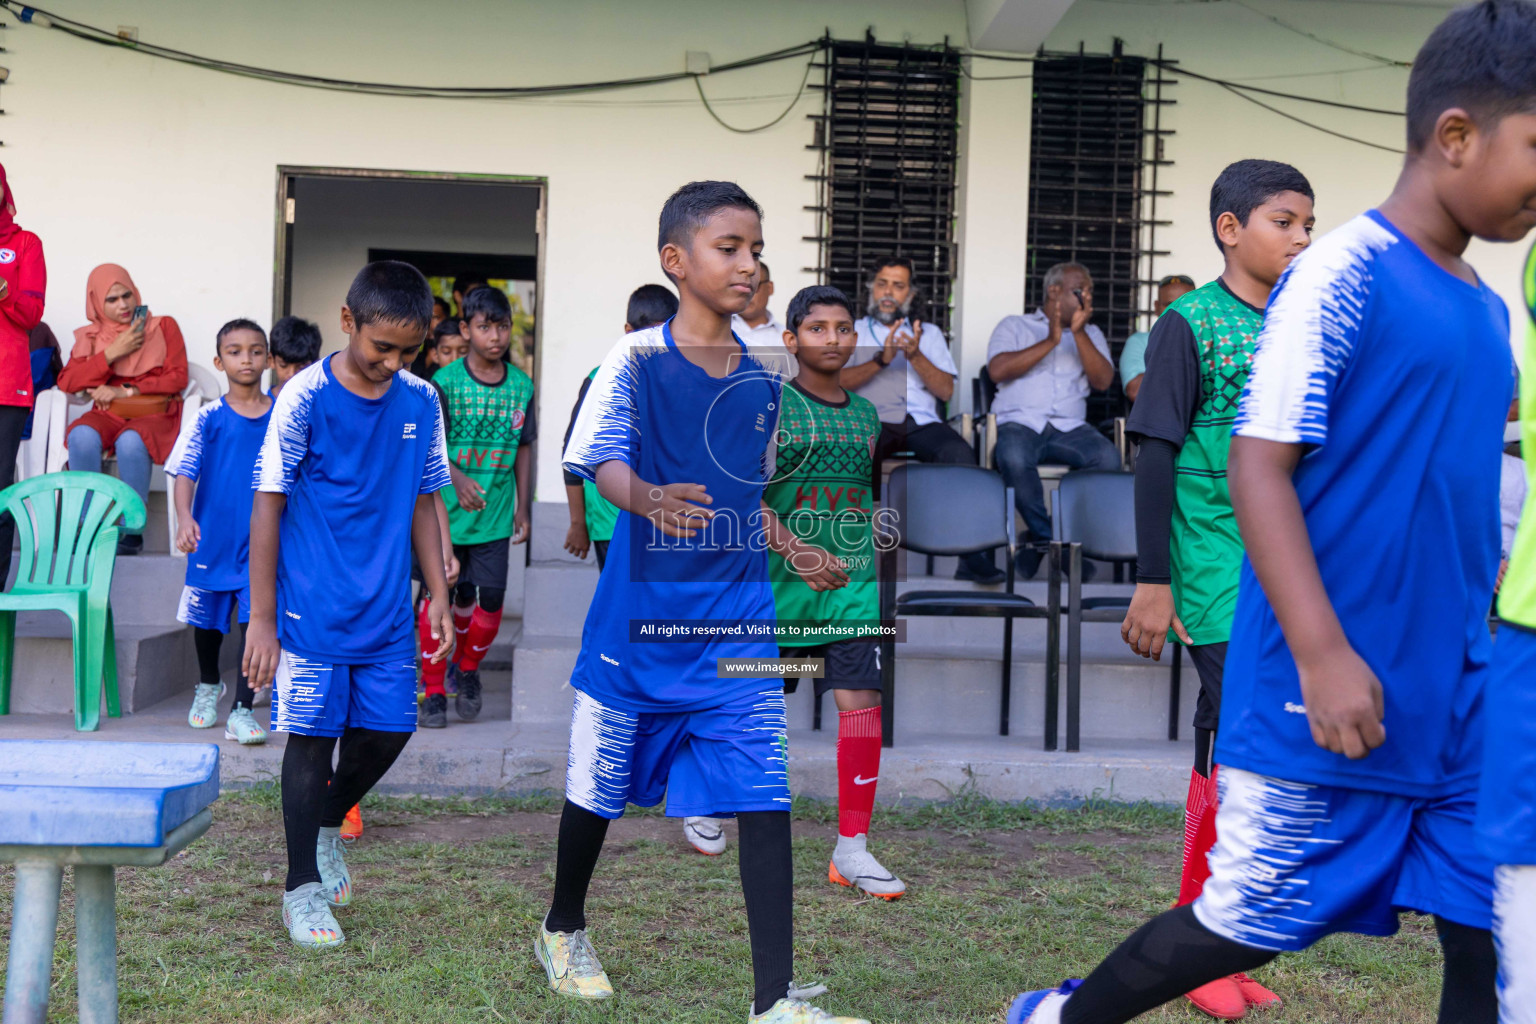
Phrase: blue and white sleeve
[
  {"left": 421, "top": 390, "right": 452, "bottom": 494},
  {"left": 1234, "top": 215, "right": 1393, "bottom": 447},
  {"left": 563, "top": 337, "right": 641, "bottom": 482},
  {"left": 254, "top": 369, "right": 319, "bottom": 494},
  {"left": 164, "top": 401, "right": 214, "bottom": 481}
]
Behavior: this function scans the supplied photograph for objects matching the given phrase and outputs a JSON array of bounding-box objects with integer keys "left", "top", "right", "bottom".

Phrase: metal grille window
[
  {"left": 808, "top": 37, "right": 961, "bottom": 334},
  {"left": 1026, "top": 43, "right": 1172, "bottom": 418}
]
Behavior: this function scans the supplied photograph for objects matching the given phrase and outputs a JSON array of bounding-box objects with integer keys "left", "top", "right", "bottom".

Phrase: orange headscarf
[{"left": 71, "top": 264, "right": 167, "bottom": 380}]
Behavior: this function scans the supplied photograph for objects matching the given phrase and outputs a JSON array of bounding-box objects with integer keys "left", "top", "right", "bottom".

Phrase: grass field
[{"left": 0, "top": 787, "right": 1445, "bottom": 1023}]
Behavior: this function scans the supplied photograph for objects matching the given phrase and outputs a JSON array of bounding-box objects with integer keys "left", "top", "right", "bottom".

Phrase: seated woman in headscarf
[{"left": 57, "top": 264, "right": 188, "bottom": 555}]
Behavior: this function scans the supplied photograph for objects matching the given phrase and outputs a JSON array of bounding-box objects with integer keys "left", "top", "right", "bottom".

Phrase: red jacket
[{"left": 0, "top": 230, "right": 46, "bottom": 409}]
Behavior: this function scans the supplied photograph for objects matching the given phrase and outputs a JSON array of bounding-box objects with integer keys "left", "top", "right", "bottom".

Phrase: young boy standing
[
  {"left": 418, "top": 284, "right": 535, "bottom": 728},
  {"left": 268, "top": 315, "right": 321, "bottom": 398},
  {"left": 548, "top": 181, "right": 867, "bottom": 1024},
  {"left": 562, "top": 284, "right": 677, "bottom": 570},
  {"left": 245, "top": 261, "right": 453, "bottom": 949},
  {"left": 678, "top": 285, "right": 903, "bottom": 902},
  {"left": 1118, "top": 159, "right": 1313, "bottom": 1019},
  {"left": 170, "top": 318, "right": 273, "bottom": 745},
  {"left": 1009, "top": 4, "right": 1536, "bottom": 1021}
]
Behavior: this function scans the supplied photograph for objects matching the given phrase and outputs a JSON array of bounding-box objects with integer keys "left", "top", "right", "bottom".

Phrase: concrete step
[
  {"left": 3, "top": 611, "right": 196, "bottom": 717},
  {"left": 520, "top": 565, "right": 597, "bottom": 639},
  {"left": 510, "top": 633, "right": 578, "bottom": 727}
]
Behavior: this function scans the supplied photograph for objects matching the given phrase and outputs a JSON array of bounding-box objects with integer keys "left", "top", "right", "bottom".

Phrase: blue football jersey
[
  {"left": 254, "top": 357, "right": 451, "bottom": 663},
  {"left": 1223, "top": 210, "right": 1512, "bottom": 797},
  {"left": 563, "top": 321, "right": 783, "bottom": 713},
  {"left": 164, "top": 397, "right": 271, "bottom": 592}
]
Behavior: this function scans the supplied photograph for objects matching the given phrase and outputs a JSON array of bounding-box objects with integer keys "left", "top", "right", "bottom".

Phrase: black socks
[
  {"left": 192, "top": 623, "right": 256, "bottom": 710},
  {"left": 544, "top": 804, "right": 795, "bottom": 1016},
  {"left": 1062, "top": 905, "right": 1277, "bottom": 1024},
  {"left": 1434, "top": 916, "right": 1497, "bottom": 1024},
  {"left": 281, "top": 727, "right": 411, "bottom": 890}
]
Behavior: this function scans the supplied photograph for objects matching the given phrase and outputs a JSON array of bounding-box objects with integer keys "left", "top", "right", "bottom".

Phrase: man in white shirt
[
  {"left": 987, "top": 262, "right": 1120, "bottom": 577},
  {"left": 843, "top": 256, "right": 1004, "bottom": 584},
  {"left": 731, "top": 260, "right": 794, "bottom": 376}
]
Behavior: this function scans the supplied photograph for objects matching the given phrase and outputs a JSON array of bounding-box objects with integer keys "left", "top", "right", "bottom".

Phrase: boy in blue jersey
[
  {"left": 1008, "top": 4, "right": 1536, "bottom": 1022},
  {"left": 545, "top": 182, "right": 867, "bottom": 1024},
  {"left": 244, "top": 261, "right": 454, "bottom": 950},
  {"left": 267, "top": 315, "right": 321, "bottom": 398},
  {"left": 169, "top": 318, "right": 272, "bottom": 745}
]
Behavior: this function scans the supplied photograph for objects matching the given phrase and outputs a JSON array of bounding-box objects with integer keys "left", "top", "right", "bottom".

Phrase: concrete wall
[
  {"left": 2, "top": 0, "right": 1509, "bottom": 505},
  {"left": 287, "top": 176, "right": 542, "bottom": 354}
]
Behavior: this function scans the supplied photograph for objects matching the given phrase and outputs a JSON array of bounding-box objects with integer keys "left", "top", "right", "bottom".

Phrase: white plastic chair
[
  {"left": 163, "top": 394, "right": 204, "bottom": 558},
  {"left": 17, "top": 388, "right": 64, "bottom": 481},
  {"left": 185, "top": 364, "right": 222, "bottom": 402}
]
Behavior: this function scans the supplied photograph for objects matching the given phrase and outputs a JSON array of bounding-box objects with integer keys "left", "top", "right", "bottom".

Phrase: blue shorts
[
  {"left": 1479, "top": 625, "right": 1536, "bottom": 864},
  {"left": 176, "top": 585, "right": 250, "bottom": 632},
  {"left": 1193, "top": 766, "right": 1494, "bottom": 951},
  {"left": 272, "top": 651, "right": 417, "bottom": 737},
  {"left": 564, "top": 686, "right": 791, "bottom": 820}
]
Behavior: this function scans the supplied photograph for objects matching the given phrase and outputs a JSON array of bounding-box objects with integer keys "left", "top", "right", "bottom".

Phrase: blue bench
[{"left": 0, "top": 740, "right": 219, "bottom": 1024}]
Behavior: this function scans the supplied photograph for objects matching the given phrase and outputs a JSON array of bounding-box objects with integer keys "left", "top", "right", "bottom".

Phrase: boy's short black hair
[
  {"left": 461, "top": 284, "right": 512, "bottom": 324},
  {"left": 453, "top": 274, "right": 489, "bottom": 298},
  {"left": 657, "top": 180, "right": 762, "bottom": 253},
  {"left": 1208, "top": 159, "right": 1314, "bottom": 252},
  {"left": 347, "top": 261, "right": 433, "bottom": 332},
  {"left": 428, "top": 319, "right": 462, "bottom": 350},
  {"left": 432, "top": 296, "right": 450, "bottom": 315},
  {"left": 216, "top": 318, "right": 266, "bottom": 347},
  {"left": 1408, "top": 0, "right": 1536, "bottom": 151},
  {"left": 786, "top": 285, "right": 855, "bottom": 334},
  {"left": 626, "top": 284, "right": 678, "bottom": 331},
  {"left": 870, "top": 256, "right": 915, "bottom": 282},
  {"left": 269, "top": 315, "right": 322, "bottom": 364}
]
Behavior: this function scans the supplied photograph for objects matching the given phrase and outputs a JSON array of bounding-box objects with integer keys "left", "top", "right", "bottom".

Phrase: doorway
[{"left": 273, "top": 167, "right": 545, "bottom": 379}]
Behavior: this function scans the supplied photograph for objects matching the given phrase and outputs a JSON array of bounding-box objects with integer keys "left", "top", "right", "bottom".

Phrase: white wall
[
  {"left": 287, "top": 176, "right": 541, "bottom": 353},
  {"left": 2, "top": 0, "right": 966, "bottom": 497}
]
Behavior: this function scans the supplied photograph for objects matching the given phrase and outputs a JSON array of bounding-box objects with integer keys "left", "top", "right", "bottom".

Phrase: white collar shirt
[
  {"left": 846, "top": 316, "right": 956, "bottom": 427},
  {"left": 985, "top": 309, "right": 1110, "bottom": 433}
]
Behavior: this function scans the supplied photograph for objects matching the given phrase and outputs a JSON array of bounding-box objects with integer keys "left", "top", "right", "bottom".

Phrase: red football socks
[
  {"left": 418, "top": 601, "right": 447, "bottom": 697},
  {"left": 1177, "top": 765, "right": 1220, "bottom": 906},
  {"left": 837, "top": 706, "right": 882, "bottom": 838},
  {"left": 458, "top": 604, "right": 501, "bottom": 672},
  {"left": 451, "top": 606, "right": 473, "bottom": 666}
]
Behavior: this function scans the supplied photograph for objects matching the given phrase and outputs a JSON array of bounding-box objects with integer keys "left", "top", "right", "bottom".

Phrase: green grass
[{"left": 0, "top": 790, "right": 1444, "bottom": 1023}]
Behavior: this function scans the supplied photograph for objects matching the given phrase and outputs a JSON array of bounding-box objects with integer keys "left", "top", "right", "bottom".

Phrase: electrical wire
[
  {"left": 1229, "top": 0, "right": 1412, "bottom": 67},
  {"left": 693, "top": 58, "right": 815, "bottom": 133},
  {"left": 5, "top": 1, "right": 824, "bottom": 99},
  {"left": 1150, "top": 59, "right": 1404, "bottom": 116},
  {"left": 1215, "top": 80, "right": 1404, "bottom": 153}
]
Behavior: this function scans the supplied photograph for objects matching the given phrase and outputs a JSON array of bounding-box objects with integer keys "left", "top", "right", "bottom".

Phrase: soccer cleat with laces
[
  {"left": 316, "top": 826, "right": 352, "bottom": 907},
  {"left": 282, "top": 882, "right": 345, "bottom": 949},
  {"left": 536, "top": 921, "right": 614, "bottom": 1000},
  {"left": 748, "top": 997, "right": 870, "bottom": 1023},
  {"left": 1006, "top": 981, "right": 1082, "bottom": 1024},
  {"left": 1234, "top": 973, "right": 1281, "bottom": 1009},
  {"left": 1186, "top": 975, "right": 1247, "bottom": 1019},
  {"left": 187, "top": 682, "right": 224, "bottom": 729},
  {"left": 224, "top": 706, "right": 267, "bottom": 744},
  {"left": 684, "top": 816, "right": 728, "bottom": 855},
  {"left": 420, "top": 692, "right": 448, "bottom": 728},
  {"left": 340, "top": 804, "right": 363, "bottom": 841},
  {"left": 456, "top": 669, "right": 483, "bottom": 721},
  {"left": 829, "top": 845, "right": 906, "bottom": 900}
]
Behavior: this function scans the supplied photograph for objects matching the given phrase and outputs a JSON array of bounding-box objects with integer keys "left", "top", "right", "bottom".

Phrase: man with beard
[
  {"left": 986, "top": 262, "right": 1120, "bottom": 579},
  {"left": 842, "top": 256, "right": 1003, "bottom": 584}
]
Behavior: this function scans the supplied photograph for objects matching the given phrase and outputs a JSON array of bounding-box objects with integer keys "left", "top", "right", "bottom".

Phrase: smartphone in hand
[{"left": 132, "top": 305, "right": 149, "bottom": 326}]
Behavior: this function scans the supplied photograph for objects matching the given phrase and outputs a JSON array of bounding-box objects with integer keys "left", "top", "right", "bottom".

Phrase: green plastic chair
[{"left": 0, "top": 472, "right": 145, "bottom": 731}]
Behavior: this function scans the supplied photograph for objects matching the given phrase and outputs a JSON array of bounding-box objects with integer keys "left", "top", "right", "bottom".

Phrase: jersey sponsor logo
[
  {"left": 285, "top": 609, "right": 302, "bottom": 620},
  {"left": 402, "top": 422, "right": 417, "bottom": 439},
  {"left": 454, "top": 446, "right": 519, "bottom": 470},
  {"left": 0, "top": 249, "right": 15, "bottom": 264},
  {"left": 600, "top": 652, "right": 619, "bottom": 666},
  {"left": 1283, "top": 701, "right": 1306, "bottom": 714},
  {"left": 510, "top": 409, "right": 525, "bottom": 429}
]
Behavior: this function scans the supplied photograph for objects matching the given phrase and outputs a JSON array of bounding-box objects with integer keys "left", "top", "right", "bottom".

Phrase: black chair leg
[
  {"left": 880, "top": 634, "right": 895, "bottom": 749},
  {"left": 813, "top": 689, "right": 822, "bottom": 732},
  {"left": 1044, "top": 542, "right": 1061, "bottom": 751},
  {"left": 1168, "top": 644, "right": 1182, "bottom": 741},
  {"left": 1000, "top": 615, "right": 1013, "bottom": 736},
  {"left": 1066, "top": 542, "right": 1083, "bottom": 753}
]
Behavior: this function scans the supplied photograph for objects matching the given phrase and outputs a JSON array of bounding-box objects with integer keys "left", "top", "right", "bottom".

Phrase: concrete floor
[{"left": 0, "top": 669, "right": 1195, "bottom": 806}]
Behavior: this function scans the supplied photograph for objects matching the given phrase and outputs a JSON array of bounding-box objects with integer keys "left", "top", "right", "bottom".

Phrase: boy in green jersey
[
  {"left": 679, "top": 285, "right": 903, "bottom": 898},
  {"left": 417, "top": 285, "right": 536, "bottom": 728},
  {"left": 1118, "top": 159, "right": 1314, "bottom": 1019},
  {"left": 563, "top": 284, "right": 677, "bottom": 570}
]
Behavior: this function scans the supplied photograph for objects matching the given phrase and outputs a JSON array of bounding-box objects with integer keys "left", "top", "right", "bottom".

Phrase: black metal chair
[
  {"left": 1050, "top": 469, "right": 1183, "bottom": 752},
  {"left": 877, "top": 464, "right": 1057, "bottom": 748}
]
